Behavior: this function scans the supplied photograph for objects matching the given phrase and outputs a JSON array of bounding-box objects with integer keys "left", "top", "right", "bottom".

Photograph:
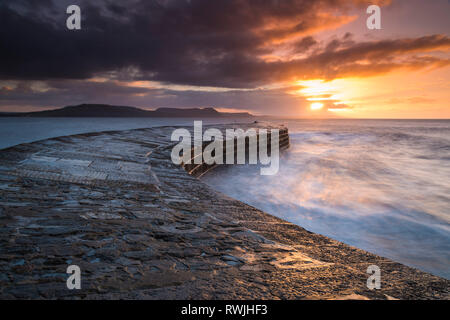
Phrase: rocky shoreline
[{"left": 0, "top": 123, "right": 448, "bottom": 299}]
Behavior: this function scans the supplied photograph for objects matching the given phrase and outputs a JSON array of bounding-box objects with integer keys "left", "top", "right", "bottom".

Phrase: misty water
[
  {"left": 1, "top": 117, "right": 449, "bottom": 279},
  {"left": 203, "top": 119, "right": 450, "bottom": 279}
]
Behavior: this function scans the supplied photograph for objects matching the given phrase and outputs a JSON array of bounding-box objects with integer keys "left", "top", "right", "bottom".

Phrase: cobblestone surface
[{"left": 0, "top": 124, "right": 448, "bottom": 299}]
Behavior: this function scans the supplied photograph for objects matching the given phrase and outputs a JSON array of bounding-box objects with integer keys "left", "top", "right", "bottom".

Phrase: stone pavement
[{"left": 0, "top": 123, "right": 448, "bottom": 299}]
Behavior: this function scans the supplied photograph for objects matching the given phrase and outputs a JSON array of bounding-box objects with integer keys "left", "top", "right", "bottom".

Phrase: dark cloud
[
  {"left": 1, "top": 0, "right": 449, "bottom": 115},
  {"left": 0, "top": 0, "right": 399, "bottom": 88},
  {"left": 291, "top": 36, "right": 318, "bottom": 54},
  {"left": 260, "top": 34, "right": 450, "bottom": 81}
]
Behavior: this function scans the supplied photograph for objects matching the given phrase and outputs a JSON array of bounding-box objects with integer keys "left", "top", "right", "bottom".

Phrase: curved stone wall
[
  {"left": 0, "top": 124, "right": 448, "bottom": 299},
  {"left": 183, "top": 127, "right": 290, "bottom": 177}
]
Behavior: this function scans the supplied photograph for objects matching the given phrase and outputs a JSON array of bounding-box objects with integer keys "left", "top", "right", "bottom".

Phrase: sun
[
  {"left": 310, "top": 102, "right": 324, "bottom": 110},
  {"left": 296, "top": 79, "right": 356, "bottom": 114}
]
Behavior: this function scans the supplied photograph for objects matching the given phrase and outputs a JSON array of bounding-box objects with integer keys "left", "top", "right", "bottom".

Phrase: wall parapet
[{"left": 183, "top": 127, "right": 289, "bottom": 177}]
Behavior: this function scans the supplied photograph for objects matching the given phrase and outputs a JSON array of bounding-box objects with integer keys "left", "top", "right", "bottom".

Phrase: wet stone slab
[{"left": 0, "top": 123, "right": 448, "bottom": 300}]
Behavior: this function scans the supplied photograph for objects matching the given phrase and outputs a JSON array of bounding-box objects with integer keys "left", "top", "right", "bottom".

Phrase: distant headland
[{"left": 0, "top": 104, "right": 254, "bottom": 118}]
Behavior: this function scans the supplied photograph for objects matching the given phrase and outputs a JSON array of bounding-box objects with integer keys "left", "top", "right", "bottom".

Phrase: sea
[
  {"left": 203, "top": 119, "right": 450, "bottom": 279},
  {"left": 0, "top": 117, "right": 449, "bottom": 279}
]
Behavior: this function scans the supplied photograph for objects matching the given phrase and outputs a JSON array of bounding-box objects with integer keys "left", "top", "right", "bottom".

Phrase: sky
[{"left": 0, "top": 0, "right": 449, "bottom": 118}]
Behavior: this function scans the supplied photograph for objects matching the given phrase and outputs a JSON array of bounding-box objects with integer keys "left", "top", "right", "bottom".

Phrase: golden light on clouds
[
  {"left": 294, "top": 66, "right": 450, "bottom": 118},
  {"left": 297, "top": 79, "right": 354, "bottom": 114},
  {"left": 298, "top": 80, "right": 336, "bottom": 97},
  {"left": 310, "top": 102, "right": 324, "bottom": 110}
]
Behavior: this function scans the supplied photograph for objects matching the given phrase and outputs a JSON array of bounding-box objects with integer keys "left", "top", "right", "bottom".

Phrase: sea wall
[
  {"left": 183, "top": 127, "right": 290, "bottom": 177},
  {"left": 0, "top": 123, "right": 448, "bottom": 299}
]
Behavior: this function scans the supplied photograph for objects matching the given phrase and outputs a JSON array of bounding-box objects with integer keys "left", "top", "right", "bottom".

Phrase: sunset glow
[
  {"left": 310, "top": 102, "right": 324, "bottom": 110},
  {"left": 1, "top": 0, "right": 450, "bottom": 302},
  {"left": 0, "top": 0, "right": 449, "bottom": 118}
]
